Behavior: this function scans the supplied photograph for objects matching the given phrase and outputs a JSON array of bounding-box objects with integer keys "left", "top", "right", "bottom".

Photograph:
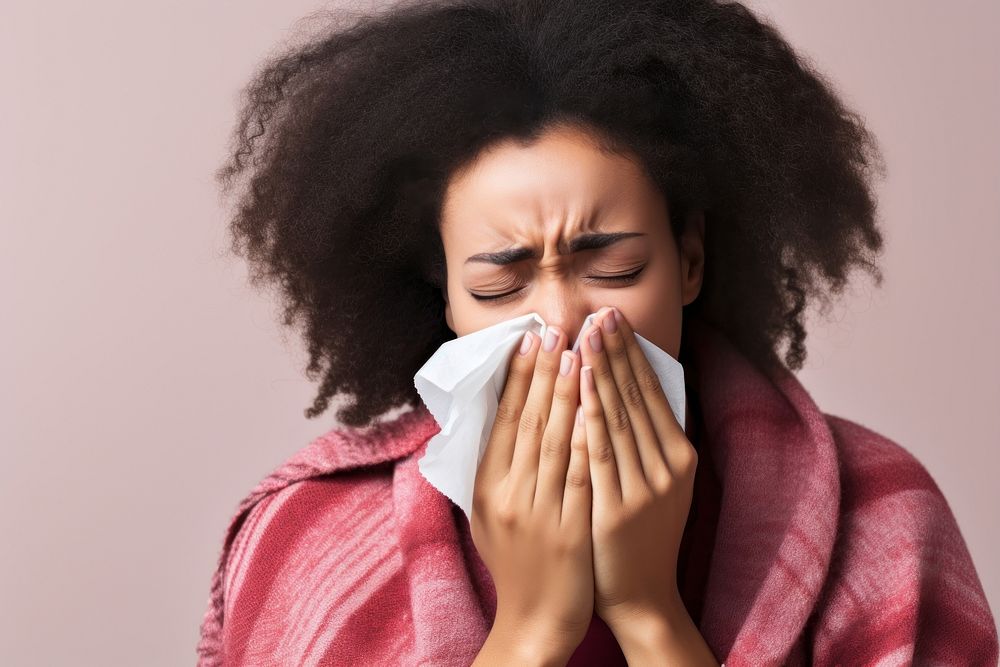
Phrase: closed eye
[{"left": 469, "top": 265, "right": 647, "bottom": 303}]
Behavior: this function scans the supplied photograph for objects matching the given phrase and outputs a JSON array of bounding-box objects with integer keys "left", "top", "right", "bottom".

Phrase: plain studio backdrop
[{"left": 2, "top": 1, "right": 997, "bottom": 664}]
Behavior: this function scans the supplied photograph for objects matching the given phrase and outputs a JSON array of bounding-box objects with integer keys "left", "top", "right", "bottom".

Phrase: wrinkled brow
[{"left": 464, "top": 232, "right": 646, "bottom": 266}]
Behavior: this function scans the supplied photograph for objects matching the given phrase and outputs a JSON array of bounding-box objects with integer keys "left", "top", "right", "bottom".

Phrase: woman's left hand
[{"left": 576, "top": 306, "right": 698, "bottom": 631}]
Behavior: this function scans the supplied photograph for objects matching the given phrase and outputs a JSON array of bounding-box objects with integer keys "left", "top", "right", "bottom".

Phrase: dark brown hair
[{"left": 216, "top": 0, "right": 886, "bottom": 428}]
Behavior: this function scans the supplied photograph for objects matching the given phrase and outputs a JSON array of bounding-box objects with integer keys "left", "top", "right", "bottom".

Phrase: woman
[{"left": 197, "top": 0, "right": 998, "bottom": 664}]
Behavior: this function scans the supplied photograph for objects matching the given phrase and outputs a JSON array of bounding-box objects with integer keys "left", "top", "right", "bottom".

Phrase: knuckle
[
  {"left": 493, "top": 496, "right": 519, "bottom": 528},
  {"left": 518, "top": 410, "right": 546, "bottom": 441},
  {"left": 535, "top": 355, "right": 559, "bottom": 377},
  {"left": 564, "top": 467, "right": 590, "bottom": 490},
  {"left": 589, "top": 440, "right": 615, "bottom": 464},
  {"left": 619, "top": 377, "right": 643, "bottom": 408},
  {"left": 493, "top": 399, "right": 521, "bottom": 427},
  {"left": 551, "top": 379, "right": 576, "bottom": 405},
  {"left": 637, "top": 366, "right": 664, "bottom": 396},
  {"left": 495, "top": 507, "right": 518, "bottom": 529},
  {"left": 539, "top": 432, "right": 564, "bottom": 462},
  {"left": 677, "top": 446, "right": 699, "bottom": 475},
  {"left": 606, "top": 404, "right": 631, "bottom": 432},
  {"left": 507, "top": 356, "right": 534, "bottom": 383},
  {"left": 594, "top": 363, "right": 615, "bottom": 384},
  {"left": 650, "top": 470, "right": 673, "bottom": 495}
]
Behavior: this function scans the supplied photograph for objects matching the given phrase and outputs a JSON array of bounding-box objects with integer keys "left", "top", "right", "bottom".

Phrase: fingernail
[
  {"left": 519, "top": 331, "right": 533, "bottom": 355},
  {"left": 612, "top": 307, "right": 623, "bottom": 327},
  {"left": 544, "top": 326, "right": 560, "bottom": 352},
  {"left": 560, "top": 351, "right": 573, "bottom": 376},
  {"left": 602, "top": 309, "right": 617, "bottom": 333},
  {"left": 589, "top": 329, "right": 602, "bottom": 353}
]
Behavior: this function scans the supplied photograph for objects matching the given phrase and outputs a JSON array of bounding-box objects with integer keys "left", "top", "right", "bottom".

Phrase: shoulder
[
  {"left": 823, "top": 414, "right": 943, "bottom": 512},
  {"left": 222, "top": 466, "right": 397, "bottom": 611},
  {"left": 821, "top": 411, "right": 972, "bottom": 568},
  {"left": 221, "top": 406, "right": 439, "bottom": 598},
  {"left": 219, "top": 467, "right": 415, "bottom": 665},
  {"left": 199, "top": 407, "right": 440, "bottom": 666},
  {"left": 813, "top": 414, "right": 998, "bottom": 664},
  {"left": 215, "top": 463, "right": 412, "bottom": 665}
]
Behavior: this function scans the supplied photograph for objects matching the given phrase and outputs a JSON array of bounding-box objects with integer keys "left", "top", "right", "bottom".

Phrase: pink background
[{"left": 2, "top": 1, "right": 997, "bottom": 663}]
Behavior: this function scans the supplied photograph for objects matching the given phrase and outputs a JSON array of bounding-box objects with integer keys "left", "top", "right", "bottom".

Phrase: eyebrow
[{"left": 464, "top": 231, "right": 647, "bottom": 266}]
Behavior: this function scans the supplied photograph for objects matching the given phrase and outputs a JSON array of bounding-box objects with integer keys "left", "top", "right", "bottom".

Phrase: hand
[
  {"left": 576, "top": 306, "right": 698, "bottom": 630},
  {"left": 471, "top": 324, "right": 594, "bottom": 662}
]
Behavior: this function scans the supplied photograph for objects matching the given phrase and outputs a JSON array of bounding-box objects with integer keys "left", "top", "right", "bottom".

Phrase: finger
[
  {"left": 580, "top": 363, "right": 621, "bottom": 504},
  {"left": 609, "top": 308, "right": 690, "bottom": 474},
  {"left": 476, "top": 329, "right": 540, "bottom": 492},
  {"left": 536, "top": 348, "right": 583, "bottom": 511},
  {"left": 560, "top": 404, "right": 592, "bottom": 531},
  {"left": 579, "top": 321, "right": 645, "bottom": 495},
  {"left": 595, "top": 307, "right": 669, "bottom": 489},
  {"left": 509, "top": 325, "right": 567, "bottom": 511}
]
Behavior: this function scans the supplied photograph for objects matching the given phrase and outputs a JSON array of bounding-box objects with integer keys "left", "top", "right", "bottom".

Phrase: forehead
[{"left": 441, "top": 125, "right": 663, "bottom": 246}]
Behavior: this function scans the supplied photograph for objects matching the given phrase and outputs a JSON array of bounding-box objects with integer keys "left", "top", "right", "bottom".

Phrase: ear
[{"left": 679, "top": 209, "right": 706, "bottom": 306}]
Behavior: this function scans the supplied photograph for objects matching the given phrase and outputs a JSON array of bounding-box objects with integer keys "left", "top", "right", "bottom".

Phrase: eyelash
[{"left": 470, "top": 265, "right": 647, "bottom": 303}]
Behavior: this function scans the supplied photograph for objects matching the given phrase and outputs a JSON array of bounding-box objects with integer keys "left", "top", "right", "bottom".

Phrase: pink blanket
[{"left": 197, "top": 317, "right": 998, "bottom": 665}]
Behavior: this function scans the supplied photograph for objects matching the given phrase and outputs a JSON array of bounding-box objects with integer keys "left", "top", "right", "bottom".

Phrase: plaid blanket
[{"left": 197, "top": 316, "right": 998, "bottom": 665}]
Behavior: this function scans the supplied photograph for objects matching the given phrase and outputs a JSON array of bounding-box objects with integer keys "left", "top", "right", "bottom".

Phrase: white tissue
[{"left": 412, "top": 311, "right": 686, "bottom": 521}]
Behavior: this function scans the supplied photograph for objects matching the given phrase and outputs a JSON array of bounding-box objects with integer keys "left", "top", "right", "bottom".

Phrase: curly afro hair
[{"left": 216, "top": 0, "right": 886, "bottom": 429}]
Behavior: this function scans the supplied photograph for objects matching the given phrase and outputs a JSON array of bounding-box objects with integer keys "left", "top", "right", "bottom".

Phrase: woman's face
[{"left": 439, "top": 123, "right": 705, "bottom": 360}]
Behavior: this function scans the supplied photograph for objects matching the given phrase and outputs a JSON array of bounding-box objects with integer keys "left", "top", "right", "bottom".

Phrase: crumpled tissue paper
[{"left": 412, "top": 310, "right": 686, "bottom": 521}]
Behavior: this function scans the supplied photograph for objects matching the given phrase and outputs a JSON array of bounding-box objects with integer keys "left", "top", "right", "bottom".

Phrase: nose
[{"left": 530, "top": 301, "right": 598, "bottom": 352}]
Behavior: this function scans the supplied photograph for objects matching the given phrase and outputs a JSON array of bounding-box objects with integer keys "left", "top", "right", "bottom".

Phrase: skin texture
[
  {"left": 448, "top": 123, "right": 718, "bottom": 664},
  {"left": 440, "top": 122, "right": 705, "bottom": 366},
  {"left": 469, "top": 311, "right": 594, "bottom": 665}
]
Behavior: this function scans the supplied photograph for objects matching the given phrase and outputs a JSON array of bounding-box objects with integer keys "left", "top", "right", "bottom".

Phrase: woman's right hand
[{"left": 470, "top": 325, "right": 594, "bottom": 665}]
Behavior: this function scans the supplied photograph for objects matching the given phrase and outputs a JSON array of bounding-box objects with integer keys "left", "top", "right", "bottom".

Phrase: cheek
[
  {"left": 445, "top": 297, "right": 498, "bottom": 338},
  {"left": 621, "top": 263, "right": 684, "bottom": 359}
]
